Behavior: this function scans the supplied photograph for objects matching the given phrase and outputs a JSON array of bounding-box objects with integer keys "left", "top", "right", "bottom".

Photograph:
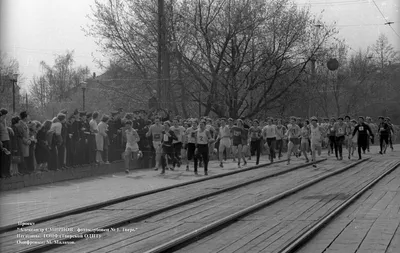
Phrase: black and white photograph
[{"left": 0, "top": 0, "right": 399, "bottom": 252}]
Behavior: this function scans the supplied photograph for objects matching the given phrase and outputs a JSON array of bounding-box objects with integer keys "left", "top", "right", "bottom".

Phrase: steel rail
[
  {"left": 16, "top": 159, "right": 327, "bottom": 253},
  {"left": 0, "top": 159, "right": 287, "bottom": 233},
  {"left": 142, "top": 158, "right": 370, "bottom": 253},
  {"left": 278, "top": 160, "right": 400, "bottom": 253}
]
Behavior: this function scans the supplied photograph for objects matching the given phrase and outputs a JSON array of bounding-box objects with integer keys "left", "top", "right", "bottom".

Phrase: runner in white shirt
[
  {"left": 310, "top": 116, "right": 323, "bottom": 167},
  {"left": 262, "top": 118, "right": 277, "bottom": 163},
  {"left": 124, "top": 120, "right": 140, "bottom": 173},
  {"left": 146, "top": 117, "right": 163, "bottom": 170},
  {"left": 217, "top": 118, "right": 232, "bottom": 168},
  {"left": 195, "top": 120, "right": 214, "bottom": 175},
  {"left": 206, "top": 118, "right": 216, "bottom": 156},
  {"left": 286, "top": 117, "right": 301, "bottom": 165}
]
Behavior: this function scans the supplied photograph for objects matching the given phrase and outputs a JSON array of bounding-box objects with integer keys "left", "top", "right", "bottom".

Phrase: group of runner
[{"left": 122, "top": 115, "right": 395, "bottom": 174}]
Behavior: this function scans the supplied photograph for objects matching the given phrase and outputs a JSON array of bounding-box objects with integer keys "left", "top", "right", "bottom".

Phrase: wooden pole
[
  {"left": 157, "top": 0, "right": 164, "bottom": 109},
  {"left": 12, "top": 81, "right": 16, "bottom": 113}
]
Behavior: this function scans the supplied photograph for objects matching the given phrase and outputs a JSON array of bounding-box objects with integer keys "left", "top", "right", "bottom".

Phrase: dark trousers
[
  {"left": 103, "top": 146, "right": 109, "bottom": 162},
  {"left": 58, "top": 144, "right": 66, "bottom": 168},
  {"left": 88, "top": 135, "right": 96, "bottom": 164},
  {"left": 66, "top": 139, "right": 77, "bottom": 166},
  {"left": 78, "top": 139, "right": 88, "bottom": 165},
  {"left": 380, "top": 134, "right": 389, "bottom": 152},
  {"left": 266, "top": 138, "right": 276, "bottom": 159},
  {"left": 389, "top": 134, "right": 393, "bottom": 149},
  {"left": 329, "top": 136, "right": 336, "bottom": 152},
  {"left": 389, "top": 134, "right": 393, "bottom": 148},
  {"left": 250, "top": 140, "right": 261, "bottom": 164},
  {"left": 48, "top": 145, "right": 59, "bottom": 170},
  {"left": 194, "top": 144, "right": 209, "bottom": 173},
  {"left": 109, "top": 138, "right": 117, "bottom": 162},
  {"left": 335, "top": 136, "right": 345, "bottom": 158},
  {"left": 161, "top": 145, "right": 176, "bottom": 171},
  {"left": 26, "top": 144, "right": 36, "bottom": 173},
  {"left": 276, "top": 139, "right": 283, "bottom": 158},
  {"left": 173, "top": 142, "right": 182, "bottom": 166},
  {"left": 0, "top": 140, "right": 11, "bottom": 177},
  {"left": 357, "top": 136, "right": 368, "bottom": 159}
]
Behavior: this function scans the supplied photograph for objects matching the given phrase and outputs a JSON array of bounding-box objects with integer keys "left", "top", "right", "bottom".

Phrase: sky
[{"left": 1, "top": 0, "right": 399, "bottom": 93}]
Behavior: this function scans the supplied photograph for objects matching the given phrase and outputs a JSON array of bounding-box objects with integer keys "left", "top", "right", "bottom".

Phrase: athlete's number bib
[
  {"left": 234, "top": 131, "right": 240, "bottom": 136},
  {"left": 174, "top": 130, "right": 180, "bottom": 137},
  {"left": 380, "top": 128, "right": 384, "bottom": 131},
  {"left": 338, "top": 128, "right": 344, "bottom": 134},
  {"left": 330, "top": 128, "right": 334, "bottom": 132},
  {"left": 191, "top": 132, "right": 196, "bottom": 137},
  {"left": 154, "top": 133, "right": 161, "bottom": 141},
  {"left": 359, "top": 127, "right": 364, "bottom": 131},
  {"left": 199, "top": 136, "right": 204, "bottom": 142},
  {"left": 163, "top": 134, "right": 169, "bottom": 142}
]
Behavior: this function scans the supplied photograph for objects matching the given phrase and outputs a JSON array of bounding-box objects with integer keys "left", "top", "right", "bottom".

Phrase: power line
[
  {"left": 335, "top": 23, "right": 387, "bottom": 27},
  {"left": 371, "top": 0, "right": 400, "bottom": 39},
  {"left": 297, "top": 0, "right": 369, "bottom": 6}
]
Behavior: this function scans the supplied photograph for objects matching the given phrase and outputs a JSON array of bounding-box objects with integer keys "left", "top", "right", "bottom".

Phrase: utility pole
[
  {"left": 309, "top": 57, "right": 316, "bottom": 118},
  {"left": 10, "top": 74, "right": 18, "bottom": 114},
  {"left": 157, "top": 0, "right": 164, "bottom": 109}
]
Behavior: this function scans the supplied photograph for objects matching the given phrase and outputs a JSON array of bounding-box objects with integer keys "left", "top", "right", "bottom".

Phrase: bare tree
[
  {"left": 372, "top": 33, "right": 398, "bottom": 71},
  {"left": 0, "top": 52, "right": 23, "bottom": 111},
  {"left": 29, "top": 51, "right": 90, "bottom": 110},
  {"left": 173, "top": 0, "right": 337, "bottom": 117}
]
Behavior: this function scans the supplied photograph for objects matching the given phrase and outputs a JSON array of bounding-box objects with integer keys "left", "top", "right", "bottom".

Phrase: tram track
[
  {"left": 1, "top": 158, "right": 328, "bottom": 253},
  {"left": 163, "top": 159, "right": 400, "bottom": 253},
  {"left": 5, "top": 156, "right": 393, "bottom": 253},
  {"left": 5, "top": 158, "right": 374, "bottom": 253},
  {"left": 0, "top": 159, "right": 288, "bottom": 233},
  {"left": 278, "top": 159, "right": 400, "bottom": 253}
]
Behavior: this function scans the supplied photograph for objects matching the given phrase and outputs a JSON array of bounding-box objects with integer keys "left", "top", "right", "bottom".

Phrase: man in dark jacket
[
  {"left": 352, "top": 116, "right": 374, "bottom": 160},
  {"left": 108, "top": 111, "right": 123, "bottom": 162},
  {"left": 66, "top": 115, "right": 79, "bottom": 167},
  {"left": 77, "top": 111, "right": 89, "bottom": 165},
  {"left": 59, "top": 110, "right": 68, "bottom": 169}
]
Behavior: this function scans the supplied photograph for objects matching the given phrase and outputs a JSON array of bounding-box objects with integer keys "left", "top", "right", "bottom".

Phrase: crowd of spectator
[
  {"left": 0, "top": 106, "right": 398, "bottom": 179},
  {"left": 0, "top": 108, "right": 154, "bottom": 178}
]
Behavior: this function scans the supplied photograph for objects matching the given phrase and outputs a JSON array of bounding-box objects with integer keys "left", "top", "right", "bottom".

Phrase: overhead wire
[{"left": 370, "top": 0, "right": 400, "bottom": 38}]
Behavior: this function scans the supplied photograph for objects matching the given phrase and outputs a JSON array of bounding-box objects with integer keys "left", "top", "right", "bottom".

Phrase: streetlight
[
  {"left": 80, "top": 81, "right": 87, "bottom": 111},
  {"left": 9, "top": 73, "right": 19, "bottom": 114}
]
